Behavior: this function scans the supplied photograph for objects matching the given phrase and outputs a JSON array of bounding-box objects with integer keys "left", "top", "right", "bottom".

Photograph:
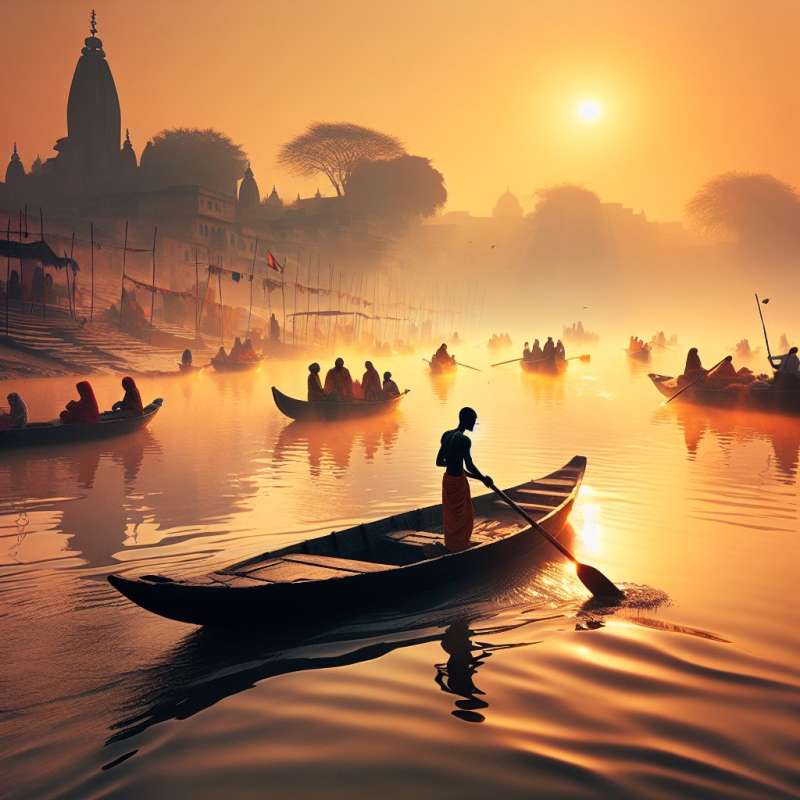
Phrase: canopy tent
[{"left": 0, "top": 240, "right": 79, "bottom": 272}]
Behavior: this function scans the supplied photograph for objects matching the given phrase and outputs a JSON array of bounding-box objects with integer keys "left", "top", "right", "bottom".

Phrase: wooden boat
[
  {"left": 178, "top": 362, "right": 200, "bottom": 373},
  {"left": 272, "top": 386, "right": 407, "bottom": 421},
  {"left": 108, "top": 455, "right": 587, "bottom": 627},
  {"left": 626, "top": 345, "right": 651, "bottom": 362},
  {"left": 428, "top": 359, "right": 457, "bottom": 375},
  {"left": 649, "top": 373, "right": 800, "bottom": 413},
  {"left": 0, "top": 399, "right": 163, "bottom": 449},
  {"left": 211, "top": 357, "right": 262, "bottom": 373},
  {"left": 521, "top": 356, "right": 567, "bottom": 374}
]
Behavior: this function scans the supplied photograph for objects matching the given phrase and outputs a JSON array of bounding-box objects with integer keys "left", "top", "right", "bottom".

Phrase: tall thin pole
[
  {"left": 68, "top": 231, "right": 76, "bottom": 319},
  {"left": 194, "top": 248, "right": 199, "bottom": 339},
  {"left": 89, "top": 222, "right": 94, "bottom": 322},
  {"left": 304, "top": 254, "right": 312, "bottom": 344},
  {"left": 218, "top": 261, "right": 224, "bottom": 345},
  {"left": 292, "top": 258, "right": 299, "bottom": 345},
  {"left": 280, "top": 260, "right": 287, "bottom": 345},
  {"left": 314, "top": 254, "right": 321, "bottom": 344},
  {"left": 247, "top": 238, "right": 258, "bottom": 336},
  {"left": 149, "top": 226, "right": 158, "bottom": 337},
  {"left": 5, "top": 218, "right": 10, "bottom": 337},
  {"left": 119, "top": 220, "right": 128, "bottom": 325}
]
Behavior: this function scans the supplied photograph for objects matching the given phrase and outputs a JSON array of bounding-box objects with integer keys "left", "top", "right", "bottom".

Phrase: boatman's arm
[
  {"left": 436, "top": 433, "right": 447, "bottom": 467},
  {"left": 464, "top": 439, "right": 493, "bottom": 486}
]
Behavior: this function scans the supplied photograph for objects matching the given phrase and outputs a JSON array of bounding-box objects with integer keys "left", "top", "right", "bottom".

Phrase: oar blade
[{"left": 576, "top": 562, "right": 624, "bottom": 601}]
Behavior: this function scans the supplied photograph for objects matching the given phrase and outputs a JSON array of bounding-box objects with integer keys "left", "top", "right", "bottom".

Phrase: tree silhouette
[
  {"left": 138, "top": 128, "right": 247, "bottom": 196},
  {"left": 528, "top": 184, "right": 612, "bottom": 262},
  {"left": 346, "top": 155, "right": 446, "bottom": 224},
  {"left": 687, "top": 172, "right": 800, "bottom": 251},
  {"left": 278, "top": 122, "right": 405, "bottom": 196}
]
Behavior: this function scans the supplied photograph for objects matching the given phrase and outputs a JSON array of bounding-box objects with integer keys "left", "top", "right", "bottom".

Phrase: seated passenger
[
  {"left": 324, "top": 357, "right": 353, "bottom": 400},
  {"left": 382, "top": 371, "right": 400, "bottom": 398},
  {"left": 522, "top": 342, "right": 531, "bottom": 360},
  {"left": 531, "top": 339, "right": 543, "bottom": 359},
  {"left": 307, "top": 362, "right": 325, "bottom": 401},
  {"left": 679, "top": 347, "right": 706, "bottom": 384},
  {"left": 181, "top": 348, "right": 193, "bottom": 367},
  {"left": 542, "top": 337, "right": 555, "bottom": 360},
  {"left": 212, "top": 346, "right": 228, "bottom": 366},
  {"left": 555, "top": 339, "right": 566, "bottom": 360},
  {"left": 230, "top": 337, "right": 243, "bottom": 361},
  {"left": 362, "top": 361, "right": 382, "bottom": 401},
  {"left": 0, "top": 392, "right": 28, "bottom": 430},
  {"left": 60, "top": 381, "right": 100, "bottom": 424},
  {"left": 112, "top": 376, "right": 144, "bottom": 416}
]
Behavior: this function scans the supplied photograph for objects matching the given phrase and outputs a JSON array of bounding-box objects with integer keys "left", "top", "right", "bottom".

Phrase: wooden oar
[
  {"left": 491, "top": 354, "right": 590, "bottom": 368},
  {"left": 472, "top": 476, "right": 624, "bottom": 600},
  {"left": 423, "top": 357, "right": 481, "bottom": 372},
  {"left": 663, "top": 356, "right": 729, "bottom": 405},
  {"left": 755, "top": 292, "right": 776, "bottom": 367}
]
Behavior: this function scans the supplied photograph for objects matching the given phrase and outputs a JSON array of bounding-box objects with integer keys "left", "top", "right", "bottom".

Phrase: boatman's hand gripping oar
[{"left": 471, "top": 476, "right": 624, "bottom": 601}]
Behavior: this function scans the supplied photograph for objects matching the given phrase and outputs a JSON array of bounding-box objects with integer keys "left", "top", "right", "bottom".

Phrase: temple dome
[
  {"left": 492, "top": 188, "right": 523, "bottom": 218},
  {"left": 238, "top": 163, "right": 260, "bottom": 211},
  {"left": 66, "top": 11, "right": 121, "bottom": 183},
  {"left": 5, "top": 143, "right": 25, "bottom": 186},
  {"left": 266, "top": 184, "right": 283, "bottom": 208}
]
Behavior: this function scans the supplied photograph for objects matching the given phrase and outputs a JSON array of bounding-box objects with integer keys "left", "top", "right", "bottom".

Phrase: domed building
[
  {"left": 492, "top": 188, "right": 523, "bottom": 219},
  {"left": 237, "top": 163, "right": 261, "bottom": 214},
  {"left": 119, "top": 129, "right": 138, "bottom": 187},
  {"left": 4, "top": 143, "right": 25, "bottom": 189}
]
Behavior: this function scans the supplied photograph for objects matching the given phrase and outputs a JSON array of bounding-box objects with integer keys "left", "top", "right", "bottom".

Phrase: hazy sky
[{"left": 1, "top": 0, "right": 799, "bottom": 219}]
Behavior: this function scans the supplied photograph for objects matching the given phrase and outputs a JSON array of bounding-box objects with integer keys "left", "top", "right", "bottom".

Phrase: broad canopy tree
[
  {"left": 139, "top": 128, "right": 247, "bottom": 196},
  {"left": 346, "top": 155, "right": 447, "bottom": 224},
  {"left": 278, "top": 122, "right": 405, "bottom": 196},
  {"left": 687, "top": 172, "right": 800, "bottom": 252}
]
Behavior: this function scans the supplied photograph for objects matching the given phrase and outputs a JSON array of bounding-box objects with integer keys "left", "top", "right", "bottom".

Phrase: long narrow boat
[
  {"left": 0, "top": 399, "right": 163, "bottom": 449},
  {"left": 108, "top": 455, "right": 587, "bottom": 627},
  {"left": 211, "top": 357, "right": 262, "bottom": 373},
  {"left": 649, "top": 373, "right": 800, "bottom": 413},
  {"left": 521, "top": 356, "right": 567, "bottom": 374},
  {"left": 626, "top": 345, "right": 651, "bottom": 362},
  {"left": 428, "top": 359, "right": 457, "bottom": 375},
  {"left": 272, "top": 386, "right": 407, "bottom": 421}
]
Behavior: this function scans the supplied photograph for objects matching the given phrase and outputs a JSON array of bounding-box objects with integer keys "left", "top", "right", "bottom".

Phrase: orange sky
[{"left": 1, "top": 0, "right": 799, "bottom": 219}]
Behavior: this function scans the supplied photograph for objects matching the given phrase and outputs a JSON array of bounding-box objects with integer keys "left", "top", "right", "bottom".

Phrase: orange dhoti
[{"left": 442, "top": 473, "right": 474, "bottom": 552}]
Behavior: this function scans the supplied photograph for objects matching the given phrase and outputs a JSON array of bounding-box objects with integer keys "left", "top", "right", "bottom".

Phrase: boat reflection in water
[
  {"left": 656, "top": 403, "right": 800, "bottom": 482},
  {"left": 428, "top": 370, "right": 456, "bottom": 405},
  {"left": 104, "top": 541, "right": 579, "bottom": 759},
  {"left": 273, "top": 415, "right": 402, "bottom": 477}
]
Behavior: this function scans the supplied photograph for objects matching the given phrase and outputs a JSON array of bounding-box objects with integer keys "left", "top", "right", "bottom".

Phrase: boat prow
[{"left": 108, "top": 456, "right": 587, "bottom": 627}]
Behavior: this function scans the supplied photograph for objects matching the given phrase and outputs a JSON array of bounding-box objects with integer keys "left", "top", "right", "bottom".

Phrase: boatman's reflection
[{"left": 434, "top": 620, "right": 489, "bottom": 723}]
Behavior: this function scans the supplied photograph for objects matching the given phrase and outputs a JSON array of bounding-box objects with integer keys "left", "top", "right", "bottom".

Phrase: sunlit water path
[{"left": 1, "top": 346, "right": 798, "bottom": 799}]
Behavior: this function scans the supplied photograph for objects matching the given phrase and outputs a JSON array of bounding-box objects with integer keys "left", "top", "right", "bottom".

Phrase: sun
[{"left": 577, "top": 98, "right": 603, "bottom": 123}]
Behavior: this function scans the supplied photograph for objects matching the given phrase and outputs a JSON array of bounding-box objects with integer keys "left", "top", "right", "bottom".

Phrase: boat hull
[
  {"left": 108, "top": 456, "right": 586, "bottom": 627},
  {"left": 521, "top": 357, "right": 567, "bottom": 374},
  {"left": 0, "top": 399, "right": 163, "bottom": 449},
  {"left": 272, "top": 386, "right": 405, "bottom": 421},
  {"left": 649, "top": 373, "right": 800, "bottom": 413},
  {"left": 211, "top": 358, "right": 262, "bottom": 373}
]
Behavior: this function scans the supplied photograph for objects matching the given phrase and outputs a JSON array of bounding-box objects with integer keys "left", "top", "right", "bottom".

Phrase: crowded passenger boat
[
  {"left": 649, "top": 345, "right": 800, "bottom": 412},
  {"left": 626, "top": 336, "right": 652, "bottom": 360},
  {"left": 0, "top": 378, "right": 162, "bottom": 448},
  {"left": 429, "top": 343, "right": 457, "bottom": 373},
  {"left": 211, "top": 337, "right": 262, "bottom": 372},
  {"left": 520, "top": 336, "right": 567, "bottom": 373}
]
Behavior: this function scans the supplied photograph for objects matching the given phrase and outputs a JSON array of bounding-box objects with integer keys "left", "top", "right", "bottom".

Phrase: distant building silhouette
[{"left": 492, "top": 188, "right": 523, "bottom": 219}]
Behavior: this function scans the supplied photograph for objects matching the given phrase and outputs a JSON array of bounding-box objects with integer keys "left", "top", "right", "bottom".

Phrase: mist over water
[{"left": 1, "top": 343, "right": 799, "bottom": 799}]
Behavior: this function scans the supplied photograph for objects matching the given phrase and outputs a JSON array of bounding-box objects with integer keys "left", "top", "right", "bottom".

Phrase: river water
[{"left": 1, "top": 344, "right": 798, "bottom": 799}]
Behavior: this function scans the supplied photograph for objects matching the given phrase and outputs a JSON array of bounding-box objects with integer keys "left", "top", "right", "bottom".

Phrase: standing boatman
[{"left": 436, "top": 407, "right": 492, "bottom": 552}]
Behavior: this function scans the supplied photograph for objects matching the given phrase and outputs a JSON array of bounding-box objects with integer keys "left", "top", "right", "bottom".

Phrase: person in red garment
[
  {"left": 307, "top": 362, "right": 325, "bottom": 401},
  {"left": 60, "top": 381, "right": 100, "bottom": 424},
  {"left": 112, "top": 376, "right": 144, "bottom": 416},
  {"left": 436, "top": 407, "right": 492, "bottom": 552},
  {"left": 362, "top": 361, "right": 382, "bottom": 401},
  {"left": 324, "top": 357, "right": 353, "bottom": 400}
]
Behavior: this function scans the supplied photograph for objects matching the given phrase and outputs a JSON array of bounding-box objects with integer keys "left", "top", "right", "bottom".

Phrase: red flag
[{"left": 266, "top": 251, "right": 284, "bottom": 272}]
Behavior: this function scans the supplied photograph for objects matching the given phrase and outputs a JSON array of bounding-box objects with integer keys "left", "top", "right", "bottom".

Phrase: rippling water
[{"left": 1, "top": 345, "right": 799, "bottom": 799}]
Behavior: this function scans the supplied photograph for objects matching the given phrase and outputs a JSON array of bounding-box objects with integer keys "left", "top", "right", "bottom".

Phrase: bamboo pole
[
  {"left": 194, "top": 248, "right": 199, "bottom": 339},
  {"left": 280, "top": 255, "right": 287, "bottom": 344},
  {"left": 5, "top": 218, "right": 10, "bottom": 336},
  {"left": 149, "top": 227, "right": 158, "bottom": 337},
  {"left": 217, "top": 260, "right": 224, "bottom": 345},
  {"left": 119, "top": 220, "right": 128, "bottom": 325},
  {"left": 89, "top": 222, "right": 94, "bottom": 322},
  {"left": 246, "top": 238, "right": 258, "bottom": 337}
]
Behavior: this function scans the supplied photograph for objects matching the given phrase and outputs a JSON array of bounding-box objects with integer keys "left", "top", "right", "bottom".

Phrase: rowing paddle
[
  {"left": 663, "top": 355, "right": 730, "bottom": 405},
  {"left": 423, "top": 357, "right": 482, "bottom": 372},
  {"left": 491, "top": 354, "right": 591, "bottom": 368},
  {"left": 472, "top": 475, "right": 624, "bottom": 600}
]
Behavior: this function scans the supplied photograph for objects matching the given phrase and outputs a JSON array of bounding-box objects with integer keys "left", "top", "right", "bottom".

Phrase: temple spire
[{"left": 90, "top": 9, "right": 97, "bottom": 36}]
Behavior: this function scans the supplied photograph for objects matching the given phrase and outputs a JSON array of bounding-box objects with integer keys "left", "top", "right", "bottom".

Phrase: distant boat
[
  {"left": 0, "top": 399, "right": 163, "bottom": 449},
  {"left": 626, "top": 345, "right": 652, "bottom": 362},
  {"left": 649, "top": 373, "right": 800, "bottom": 413},
  {"left": 521, "top": 356, "right": 567, "bottom": 374},
  {"left": 108, "top": 456, "right": 587, "bottom": 627},
  {"left": 271, "top": 386, "right": 407, "bottom": 421},
  {"left": 211, "top": 357, "right": 262, "bottom": 373}
]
